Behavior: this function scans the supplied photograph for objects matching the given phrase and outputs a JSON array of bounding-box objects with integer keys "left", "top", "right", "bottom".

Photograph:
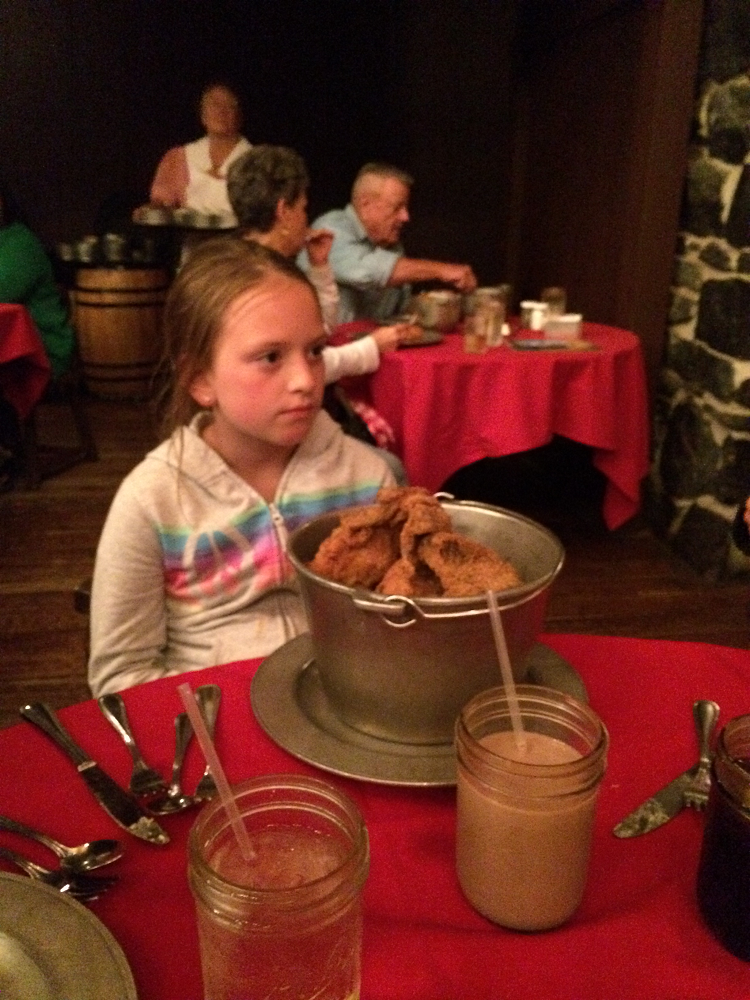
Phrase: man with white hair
[{"left": 301, "top": 162, "right": 477, "bottom": 323}]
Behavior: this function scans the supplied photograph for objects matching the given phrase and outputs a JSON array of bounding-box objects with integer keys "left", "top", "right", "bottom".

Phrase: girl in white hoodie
[{"left": 88, "top": 238, "right": 394, "bottom": 696}]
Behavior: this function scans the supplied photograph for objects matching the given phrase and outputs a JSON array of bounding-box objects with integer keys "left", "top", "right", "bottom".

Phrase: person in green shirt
[{"left": 0, "top": 180, "right": 75, "bottom": 378}]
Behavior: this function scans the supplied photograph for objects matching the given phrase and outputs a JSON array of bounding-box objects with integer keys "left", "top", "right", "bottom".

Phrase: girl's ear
[
  {"left": 275, "top": 198, "right": 290, "bottom": 225},
  {"left": 188, "top": 370, "right": 216, "bottom": 409}
]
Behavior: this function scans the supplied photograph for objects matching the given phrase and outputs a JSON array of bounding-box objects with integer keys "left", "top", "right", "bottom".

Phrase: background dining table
[
  {"left": 0, "top": 633, "right": 748, "bottom": 998},
  {"left": 336, "top": 321, "right": 650, "bottom": 531},
  {"left": 0, "top": 303, "right": 51, "bottom": 420}
]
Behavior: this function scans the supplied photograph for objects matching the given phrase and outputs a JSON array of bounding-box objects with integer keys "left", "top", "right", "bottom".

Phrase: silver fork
[
  {"left": 148, "top": 712, "right": 197, "bottom": 815},
  {"left": 98, "top": 692, "right": 169, "bottom": 798},
  {"left": 683, "top": 699, "right": 720, "bottom": 810},
  {"left": 0, "top": 845, "right": 117, "bottom": 900},
  {"left": 193, "top": 684, "right": 221, "bottom": 801}
]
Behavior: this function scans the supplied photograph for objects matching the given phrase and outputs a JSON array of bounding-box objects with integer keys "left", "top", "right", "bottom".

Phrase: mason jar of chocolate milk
[{"left": 455, "top": 685, "right": 608, "bottom": 931}]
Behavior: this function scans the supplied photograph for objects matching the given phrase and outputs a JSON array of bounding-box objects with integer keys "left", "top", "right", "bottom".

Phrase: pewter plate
[
  {"left": 0, "top": 872, "right": 137, "bottom": 999},
  {"left": 250, "top": 635, "right": 587, "bottom": 788}
]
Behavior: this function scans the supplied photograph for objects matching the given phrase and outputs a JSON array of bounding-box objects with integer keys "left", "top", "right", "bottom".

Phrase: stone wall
[{"left": 649, "top": 56, "right": 750, "bottom": 580}]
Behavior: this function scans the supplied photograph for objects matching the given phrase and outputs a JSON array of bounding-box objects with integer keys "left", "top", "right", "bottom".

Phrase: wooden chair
[
  {"left": 19, "top": 355, "right": 98, "bottom": 489},
  {"left": 74, "top": 576, "right": 92, "bottom": 670},
  {"left": 74, "top": 576, "right": 92, "bottom": 615}
]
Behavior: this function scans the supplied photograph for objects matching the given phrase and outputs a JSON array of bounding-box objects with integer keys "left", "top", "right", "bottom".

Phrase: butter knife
[
  {"left": 613, "top": 699, "right": 719, "bottom": 838},
  {"left": 20, "top": 702, "right": 170, "bottom": 846},
  {"left": 613, "top": 763, "right": 700, "bottom": 838}
]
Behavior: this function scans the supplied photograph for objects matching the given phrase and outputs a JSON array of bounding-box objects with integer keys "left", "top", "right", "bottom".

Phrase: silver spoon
[
  {"left": 148, "top": 712, "right": 197, "bottom": 815},
  {"left": 0, "top": 814, "right": 122, "bottom": 873},
  {"left": 0, "top": 845, "right": 117, "bottom": 900}
]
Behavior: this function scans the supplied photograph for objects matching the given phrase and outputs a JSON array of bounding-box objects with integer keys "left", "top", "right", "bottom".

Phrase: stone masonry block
[
  {"left": 667, "top": 338, "right": 736, "bottom": 401},
  {"left": 668, "top": 292, "right": 696, "bottom": 325},
  {"left": 699, "top": 240, "right": 733, "bottom": 270},
  {"left": 658, "top": 401, "right": 722, "bottom": 498},
  {"left": 674, "top": 257, "right": 703, "bottom": 291},
  {"left": 726, "top": 164, "right": 750, "bottom": 249},
  {"left": 713, "top": 436, "right": 750, "bottom": 504},
  {"left": 685, "top": 157, "right": 727, "bottom": 236},
  {"left": 735, "top": 377, "right": 750, "bottom": 407},
  {"left": 671, "top": 503, "right": 731, "bottom": 579},
  {"left": 705, "top": 75, "right": 750, "bottom": 164},
  {"left": 695, "top": 278, "right": 750, "bottom": 358}
]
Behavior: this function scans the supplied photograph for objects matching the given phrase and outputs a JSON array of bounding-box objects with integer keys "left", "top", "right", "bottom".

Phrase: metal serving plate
[{"left": 250, "top": 634, "right": 587, "bottom": 788}]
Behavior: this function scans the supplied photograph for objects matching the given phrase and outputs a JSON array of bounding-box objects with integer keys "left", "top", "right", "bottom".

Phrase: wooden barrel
[{"left": 72, "top": 268, "right": 169, "bottom": 400}]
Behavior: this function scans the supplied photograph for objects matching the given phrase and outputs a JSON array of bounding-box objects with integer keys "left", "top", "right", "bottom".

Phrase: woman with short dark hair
[
  {"left": 227, "top": 144, "right": 309, "bottom": 236},
  {"left": 227, "top": 145, "right": 408, "bottom": 477}
]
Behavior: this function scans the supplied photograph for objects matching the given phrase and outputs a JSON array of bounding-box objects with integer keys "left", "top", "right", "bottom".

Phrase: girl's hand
[
  {"left": 372, "top": 325, "right": 403, "bottom": 353},
  {"left": 305, "top": 228, "right": 335, "bottom": 267}
]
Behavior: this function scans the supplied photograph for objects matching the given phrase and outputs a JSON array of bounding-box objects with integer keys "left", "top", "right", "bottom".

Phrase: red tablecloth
[
  {"left": 0, "top": 303, "right": 51, "bottom": 420},
  {"left": 1, "top": 634, "right": 749, "bottom": 998},
  {"left": 344, "top": 322, "right": 649, "bottom": 530}
]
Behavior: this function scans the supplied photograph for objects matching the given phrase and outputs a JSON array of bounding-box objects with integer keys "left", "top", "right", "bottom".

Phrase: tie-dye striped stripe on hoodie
[{"left": 87, "top": 410, "right": 396, "bottom": 697}]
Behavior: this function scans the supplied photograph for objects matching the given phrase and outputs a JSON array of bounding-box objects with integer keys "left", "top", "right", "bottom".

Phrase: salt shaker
[{"left": 696, "top": 713, "right": 750, "bottom": 960}]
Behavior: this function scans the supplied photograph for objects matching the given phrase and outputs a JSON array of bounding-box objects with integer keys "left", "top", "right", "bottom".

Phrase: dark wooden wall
[
  {"left": 0, "top": 0, "right": 513, "bottom": 279},
  {"left": 510, "top": 0, "right": 704, "bottom": 398},
  {"left": 0, "top": 0, "right": 702, "bottom": 398}
]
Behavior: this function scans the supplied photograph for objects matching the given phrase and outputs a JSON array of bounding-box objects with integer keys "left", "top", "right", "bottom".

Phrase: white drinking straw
[
  {"left": 486, "top": 590, "right": 526, "bottom": 751},
  {"left": 177, "top": 682, "right": 255, "bottom": 860}
]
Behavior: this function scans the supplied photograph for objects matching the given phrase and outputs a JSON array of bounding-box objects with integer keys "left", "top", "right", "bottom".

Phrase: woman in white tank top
[{"left": 149, "top": 83, "right": 251, "bottom": 228}]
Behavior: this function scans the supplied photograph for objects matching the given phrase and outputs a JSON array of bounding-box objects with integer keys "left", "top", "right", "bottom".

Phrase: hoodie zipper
[{"left": 268, "top": 502, "right": 298, "bottom": 644}]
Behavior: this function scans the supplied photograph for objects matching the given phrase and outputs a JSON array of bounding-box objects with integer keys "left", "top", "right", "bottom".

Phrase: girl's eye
[
  {"left": 260, "top": 349, "right": 282, "bottom": 365},
  {"left": 309, "top": 342, "right": 325, "bottom": 360}
]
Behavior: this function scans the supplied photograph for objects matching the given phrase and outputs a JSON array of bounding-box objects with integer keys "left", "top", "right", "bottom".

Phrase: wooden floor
[{"left": 2, "top": 393, "right": 749, "bottom": 731}]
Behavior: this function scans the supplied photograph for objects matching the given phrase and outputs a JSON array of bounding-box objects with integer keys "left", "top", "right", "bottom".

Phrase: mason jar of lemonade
[{"left": 188, "top": 774, "right": 369, "bottom": 1000}]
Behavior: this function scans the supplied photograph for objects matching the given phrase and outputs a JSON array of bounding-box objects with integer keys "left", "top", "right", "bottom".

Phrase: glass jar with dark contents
[{"left": 696, "top": 713, "right": 750, "bottom": 960}]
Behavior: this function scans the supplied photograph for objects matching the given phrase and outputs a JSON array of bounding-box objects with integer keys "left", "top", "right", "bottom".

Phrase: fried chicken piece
[
  {"left": 418, "top": 531, "right": 522, "bottom": 598},
  {"left": 376, "top": 486, "right": 452, "bottom": 559},
  {"left": 376, "top": 485, "right": 434, "bottom": 506},
  {"left": 376, "top": 557, "right": 442, "bottom": 597},
  {"left": 337, "top": 502, "right": 394, "bottom": 530},
  {"left": 307, "top": 487, "right": 522, "bottom": 599},
  {"left": 308, "top": 521, "right": 400, "bottom": 589},
  {"left": 331, "top": 488, "right": 439, "bottom": 538},
  {"left": 310, "top": 487, "right": 449, "bottom": 587},
  {"left": 398, "top": 496, "right": 452, "bottom": 560}
]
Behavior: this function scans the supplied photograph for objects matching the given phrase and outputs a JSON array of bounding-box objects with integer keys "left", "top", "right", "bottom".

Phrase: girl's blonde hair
[{"left": 155, "top": 236, "right": 317, "bottom": 438}]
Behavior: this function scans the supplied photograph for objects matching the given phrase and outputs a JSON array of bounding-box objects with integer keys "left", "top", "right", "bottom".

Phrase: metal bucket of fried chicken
[{"left": 287, "top": 488, "right": 565, "bottom": 745}]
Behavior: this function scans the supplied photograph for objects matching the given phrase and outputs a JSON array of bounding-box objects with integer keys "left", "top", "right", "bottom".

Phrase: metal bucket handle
[{"left": 351, "top": 587, "right": 546, "bottom": 628}]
